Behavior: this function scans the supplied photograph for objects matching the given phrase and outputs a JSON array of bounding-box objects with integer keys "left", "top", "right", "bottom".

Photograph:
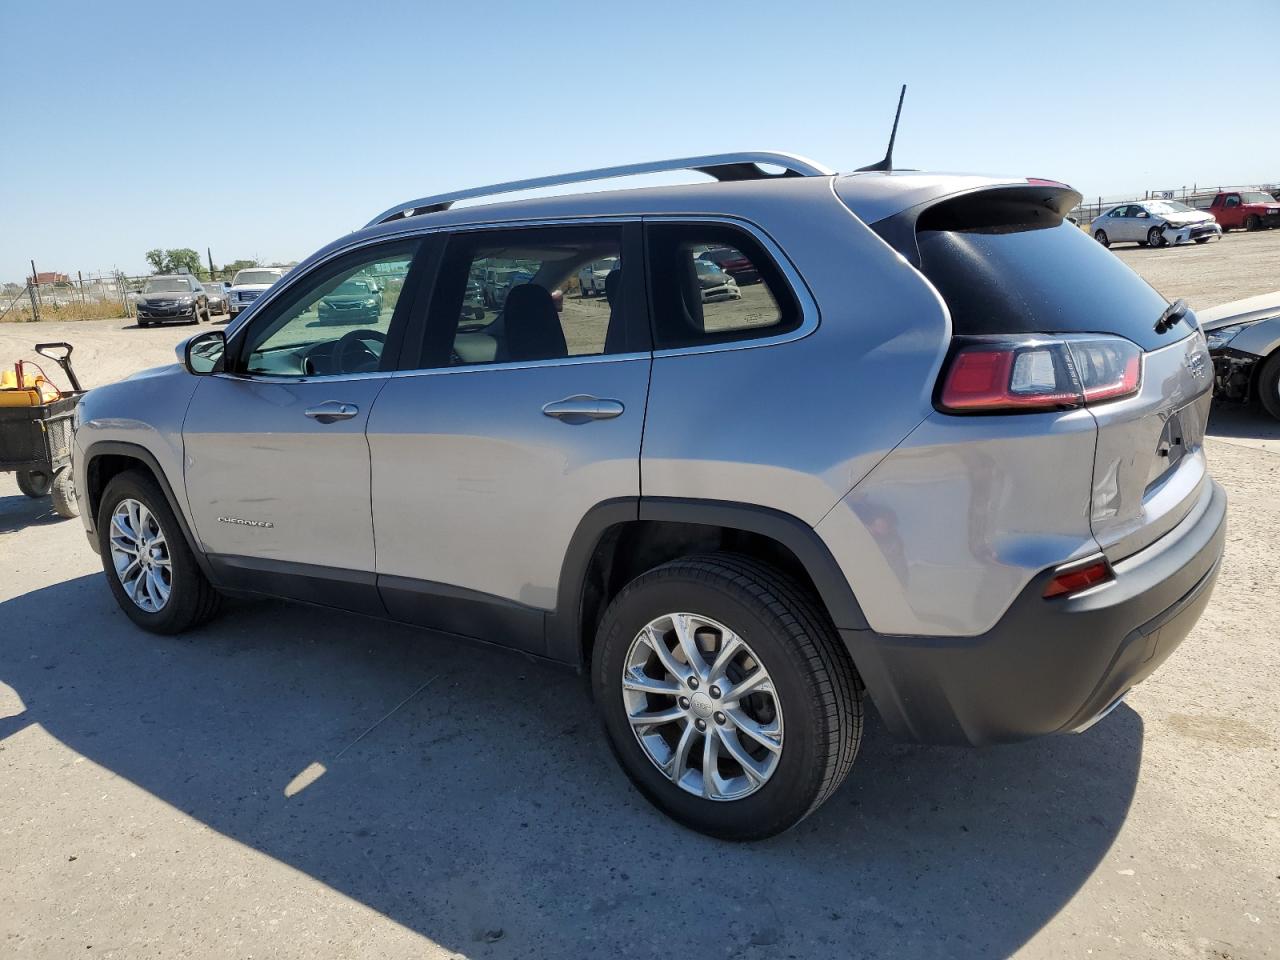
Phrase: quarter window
[
  {"left": 645, "top": 223, "right": 799, "bottom": 350},
  {"left": 419, "top": 225, "right": 630, "bottom": 368},
  {"left": 239, "top": 242, "right": 418, "bottom": 377}
]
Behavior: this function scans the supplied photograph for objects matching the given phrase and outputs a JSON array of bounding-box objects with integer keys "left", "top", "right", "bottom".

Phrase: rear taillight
[
  {"left": 937, "top": 335, "right": 1142, "bottom": 414},
  {"left": 1043, "top": 557, "right": 1114, "bottom": 598}
]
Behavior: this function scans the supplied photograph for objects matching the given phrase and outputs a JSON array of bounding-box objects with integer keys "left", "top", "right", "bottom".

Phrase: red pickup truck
[{"left": 1202, "top": 190, "right": 1280, "bottom": 232}]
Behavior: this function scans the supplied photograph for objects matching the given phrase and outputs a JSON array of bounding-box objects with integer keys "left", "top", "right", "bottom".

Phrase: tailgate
[{"left": 1088, "top": 330, "right": 1213, "bottom": 560}]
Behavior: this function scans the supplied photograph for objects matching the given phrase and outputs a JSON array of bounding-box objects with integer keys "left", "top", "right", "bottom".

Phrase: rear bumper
[{"left": 842, "top": 478, "right": 1226, "bottom": 745}]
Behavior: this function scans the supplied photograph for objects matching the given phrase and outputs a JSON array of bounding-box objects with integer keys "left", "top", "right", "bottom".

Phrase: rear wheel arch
[{"left": 549, "top": 498, "right": 869, "bottom": 669}]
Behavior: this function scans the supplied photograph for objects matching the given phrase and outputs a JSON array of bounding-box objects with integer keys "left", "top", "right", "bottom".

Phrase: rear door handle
[
  {"left": 541, "top": 396, "right": 625, "bottom": 421},
  {"left": 304, "top": 401, "right": 359, "bottom": 423}
]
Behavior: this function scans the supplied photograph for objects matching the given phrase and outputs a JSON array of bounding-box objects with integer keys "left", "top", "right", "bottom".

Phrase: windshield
[
  {"left": 143, "top": 278, "right": 191, "bottom": 293},
  {"left": 233, "top": 270, "right": 282, "bottom": 285},
  {"left": 1241, "top": 192, "right": 1276, "bottom": 204},
  {"left": 694, "top": 260, "right": 721, "bottom": 275},
  {"left": 331, "top": 280, "right": 371, "bottom": 296},
  {"left": 1145, "top": 201, "right": 1193, "bottom": 215}
]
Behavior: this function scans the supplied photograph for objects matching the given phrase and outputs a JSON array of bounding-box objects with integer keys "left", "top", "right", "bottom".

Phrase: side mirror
[{"left": 181, "top": 330, "right": 226, "bottom": 375}]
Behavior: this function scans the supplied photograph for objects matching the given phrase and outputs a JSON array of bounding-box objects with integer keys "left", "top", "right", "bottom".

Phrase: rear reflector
[
  {"left": 1043, "top": 559, "right": 1114, "bottom": 598},
  {"left": 938, "top": 334, "right": 1142, "bottom": 414}
]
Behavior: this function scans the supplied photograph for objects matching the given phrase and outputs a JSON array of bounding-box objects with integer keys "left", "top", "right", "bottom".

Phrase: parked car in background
[
  {"left": 1199, "top": 290, "right": 1280, "bottom": 420},
  {"left": 134, "top": 275, "right": 210, "bottom": 327},
  {"left": 204, "top": 281, "right": 231, "bottom": 316},
  {"left": 462, "top": 279, "right": 486, "bottom": 320},
  {"left": 228, "top": 267, "right": 287, "bottom": 318},
  {"left": 698, "top": 246, "right": 761, "bottom": 284},
  {"left": 73, "top": 153, "right": 1225, "bottom": 840},
  {"left": 315, "top": 276, "right": 383, "bottom": 325},
  {"left": 1091, "top": 201, "right": 1222, "bottom": 248},
  {"left": 577, "top": 257, "right": 618, "bottom": 296},
  {"left": 1201, "top": 191, "right": 1280, "bottom": 232},
  {"left": 694, "top": 258, "right": 741, "bottom": 302}
]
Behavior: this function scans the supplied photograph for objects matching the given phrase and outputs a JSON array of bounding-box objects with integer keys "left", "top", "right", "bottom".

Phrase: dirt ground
[{"left": 1, "top": 240, "right": 1278, "bottom": 959}]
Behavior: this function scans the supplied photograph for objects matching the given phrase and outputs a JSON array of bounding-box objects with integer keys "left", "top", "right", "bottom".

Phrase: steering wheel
[{"left": 334, "top": 329, "right": 386, "bottom": 374}]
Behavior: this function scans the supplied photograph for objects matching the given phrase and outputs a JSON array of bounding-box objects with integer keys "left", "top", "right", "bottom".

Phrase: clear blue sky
[{"left": 2, "top": 0, "right": 1275, "bottom": 283}]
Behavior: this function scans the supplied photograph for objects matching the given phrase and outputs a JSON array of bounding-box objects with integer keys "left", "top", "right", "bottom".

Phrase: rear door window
[{"left": 415, "top": 224, "right": 643, "bottom": 368}]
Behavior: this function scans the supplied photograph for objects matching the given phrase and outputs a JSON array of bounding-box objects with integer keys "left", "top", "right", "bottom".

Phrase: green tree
[{"left": 144, "top": 247, "right": 206, "bottom": 278}]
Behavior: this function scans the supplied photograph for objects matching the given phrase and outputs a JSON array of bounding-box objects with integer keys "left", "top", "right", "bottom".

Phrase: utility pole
[{"left": 207, "top": 247, "right": 215, "bottom": 279}]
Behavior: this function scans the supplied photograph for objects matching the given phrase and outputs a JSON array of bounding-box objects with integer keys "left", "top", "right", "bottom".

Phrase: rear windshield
[{"left": 916, "top": 218, "right": 1193, "bottom": 351}]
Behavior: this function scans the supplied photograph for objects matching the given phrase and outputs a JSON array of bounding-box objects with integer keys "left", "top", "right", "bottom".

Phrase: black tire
[
  {"left": 16, "top": 469, "right": 51, "bottom": 498},
  {"left": 1195, "top": 237, "right": 1209, "bottom": 244},
  {"left": 1246, "top": 214, "right": 1261, "bottom": 232},
  {"left": 1258, "top": 351, "right": 1280, "bottom": 422},
  {"left": 592, "top": 553, "right": 862, "bottom": 840},
  {"left": 50, "top": 467, "right": 78, "bottom": 519},
  {"left": 1147, "top": 226, "right": 1166, "bottom": 248},
  {"left": 1094, "top": 230, "right": 1109, "bottom": 247},
  {"left": 96, "top": 469, "right": 221, "bottom": 634},
  {"left": 138, "top": 320, "right": 151, "bottom": 328}
]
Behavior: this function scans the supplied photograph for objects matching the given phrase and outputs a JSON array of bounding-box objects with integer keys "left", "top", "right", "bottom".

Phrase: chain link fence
[
  {"left": 1071, "top": 182, "right": 1280, "bottom": 224},
  {"left": 0, "top": 273, "right": 144, "bottom": 323}
]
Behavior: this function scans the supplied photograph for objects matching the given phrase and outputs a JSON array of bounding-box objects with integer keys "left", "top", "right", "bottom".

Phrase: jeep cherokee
[{"left": 71, "top": 152, "right": 1226, "bottom": 840}]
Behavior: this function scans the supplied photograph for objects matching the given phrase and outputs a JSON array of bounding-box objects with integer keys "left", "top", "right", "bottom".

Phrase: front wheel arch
[{"left": 83, "top": 442, "right": 211, "bottom": 578}]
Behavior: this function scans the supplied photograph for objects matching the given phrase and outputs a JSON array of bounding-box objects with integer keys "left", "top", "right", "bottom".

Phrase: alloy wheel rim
[
  {"left": 622, "top": 612, "right": 783, "bottom": 801},
  {"left": 109, "top": 498, "right": 172, "bottom": 612}
]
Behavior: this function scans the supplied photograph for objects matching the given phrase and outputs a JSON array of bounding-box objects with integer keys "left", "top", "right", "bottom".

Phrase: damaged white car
[{"left": 1091, "top": 200, "right": 1222, "bottom": 249}]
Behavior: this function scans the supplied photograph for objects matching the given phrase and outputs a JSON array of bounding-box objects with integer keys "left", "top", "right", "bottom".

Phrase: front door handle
[
  {"left": 304, "top": 401, "right": 359, "bottom": 423},
  {"left": 541, "top": 396, "right": 625, "bottom": 422}
]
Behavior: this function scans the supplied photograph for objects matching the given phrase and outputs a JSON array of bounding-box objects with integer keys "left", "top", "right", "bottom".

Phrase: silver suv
[{"left": 71, "top": 152, "right": 1226, "bottom": 840}]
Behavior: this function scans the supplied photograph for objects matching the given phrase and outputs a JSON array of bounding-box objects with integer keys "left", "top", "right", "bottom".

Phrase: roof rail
[{"left": 365, "top": 151, "right": 834, "bottom": 227}]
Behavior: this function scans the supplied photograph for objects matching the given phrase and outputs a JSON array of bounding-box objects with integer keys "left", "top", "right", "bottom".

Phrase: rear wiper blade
[{"left": 1155, "top": 298, "right": 1189, "bottom": 334}]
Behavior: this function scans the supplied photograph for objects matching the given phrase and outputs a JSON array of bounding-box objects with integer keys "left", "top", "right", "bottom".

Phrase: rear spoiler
[{"left": 857, "top": 183, "right": 1083, "bottom": 268}]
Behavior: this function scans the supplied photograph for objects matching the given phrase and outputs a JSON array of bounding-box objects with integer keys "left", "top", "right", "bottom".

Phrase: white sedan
[{"left": 1091, "top": 200, "right": 1222, "bottom": 249}]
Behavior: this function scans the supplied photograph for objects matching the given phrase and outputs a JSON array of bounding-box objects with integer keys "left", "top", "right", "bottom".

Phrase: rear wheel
[
  {"left": 16, "top": 469, "right": 51, "bottom": 498},
  {"left": 1258, "top": 351, "right": 1280, "bottom": 422},
  {"left": 592, "top": 554, "right": 862, "bottom": 840},
  {"left": 1094, "top": 230, "right": 1110, "bottom": 247},
  {"left": 96, "top": 470, "right": 221, "bottom": 633}
]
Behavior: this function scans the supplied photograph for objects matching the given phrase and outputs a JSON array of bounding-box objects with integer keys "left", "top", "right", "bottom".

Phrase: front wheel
[
  {"left": 1257, "top": 351, "right": 1280, "bottom": 422},
  {"left": 1094, "top": 230, "right": 1110, "bottom": 247},
  {"left": 16, "top": 469, "right": 51, "bottom": 498},
  {"left": 50, "top": 467, "right": 78, "bottom": 518},
  {"left": 1147, "top": 226, "right": 1166, "bottom": 248},
  {"left": 96, "top": 469, "right": 221, "bottom": 633},
  {"left": 592, "top": 554, "right": 862, "bottom": 840},
  {"left": 1246, "top": 214, "right": 1261, "bottom": 231}
]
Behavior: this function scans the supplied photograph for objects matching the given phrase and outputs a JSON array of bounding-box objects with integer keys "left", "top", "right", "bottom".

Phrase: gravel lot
[{"left": 2, "top": 233, "right": 1278, "bottom": 959}]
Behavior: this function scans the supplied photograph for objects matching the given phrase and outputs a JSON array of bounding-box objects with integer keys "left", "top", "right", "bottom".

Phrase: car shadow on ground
[
  {"left": 0, "top": 492, "right": 61, "bottom": 534},
  {"left": 1207, "top": 400, "right": 1280, "bottom": 442},
  {"left": 0, "top": 575, "right": 1142, "bottom": 959}
]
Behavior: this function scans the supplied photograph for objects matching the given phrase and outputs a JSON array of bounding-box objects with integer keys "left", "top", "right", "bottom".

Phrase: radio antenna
[{"left": 856, "top": 84, "right": 907, "bottom": 172}]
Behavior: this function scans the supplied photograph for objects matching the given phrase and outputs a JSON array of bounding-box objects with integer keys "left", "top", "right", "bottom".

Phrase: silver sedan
[{"left": 1091, "top": 200, "right": 1222, "bottom": 249}]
